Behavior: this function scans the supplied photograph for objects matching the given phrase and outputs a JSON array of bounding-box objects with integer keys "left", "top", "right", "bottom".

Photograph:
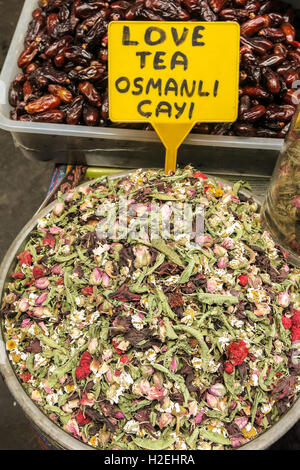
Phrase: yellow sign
[{"left": 108, "top": 21, "right": 240, "bottom": 173}]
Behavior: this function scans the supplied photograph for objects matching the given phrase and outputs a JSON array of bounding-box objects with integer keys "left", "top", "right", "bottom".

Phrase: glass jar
[{"left": 261, "top": 110, "right": 300, "bottom": 267}]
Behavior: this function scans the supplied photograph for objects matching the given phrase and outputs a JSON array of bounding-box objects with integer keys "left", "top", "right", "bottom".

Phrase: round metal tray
[{"left": 0, "top": 171, "right": 299, "bottom": 450}]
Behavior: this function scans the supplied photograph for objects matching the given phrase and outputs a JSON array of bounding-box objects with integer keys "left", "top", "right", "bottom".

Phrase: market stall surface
[{"left": 0, "top": 0, "right": 299, "bottom": 451}]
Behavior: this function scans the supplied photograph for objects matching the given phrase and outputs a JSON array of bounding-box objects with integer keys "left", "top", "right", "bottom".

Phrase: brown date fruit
[
  {"left": 66, "top": 96, "right": 84, "bottom": 125},
  {"left": 78, "top": 81, "right": 101, "bottom": 107},
  {"left": 48, "top": 84, "right": 73, "bottom": 103},
  {"left": 240, "top": 104, "right": 266, "bottom": 122},
  {"left": 25, "top": 94, "right": 61, "bottom": 114},
  {"left": 8, "top": 0, "right": 300, "bottom": 137},
  {"left": 83, "top": 104, "right": 99, "bottom": 126},
  {"left": 20, "top": 109, "right": 65, "bottom": 123}
]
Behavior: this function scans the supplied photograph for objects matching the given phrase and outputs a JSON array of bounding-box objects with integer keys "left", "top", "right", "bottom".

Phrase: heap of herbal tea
[{"left": 2, "top": 167, "right": 300, "bottom": 450}]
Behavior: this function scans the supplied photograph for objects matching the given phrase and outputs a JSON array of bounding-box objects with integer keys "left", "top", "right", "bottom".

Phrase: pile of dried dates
[{"left": 9, "top": 0, "right": 300, "bottom": 138}]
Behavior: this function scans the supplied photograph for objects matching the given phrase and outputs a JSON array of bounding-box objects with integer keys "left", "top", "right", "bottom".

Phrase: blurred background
[{"left": 0, "top": 0, "right": 53, "bottom": 450}]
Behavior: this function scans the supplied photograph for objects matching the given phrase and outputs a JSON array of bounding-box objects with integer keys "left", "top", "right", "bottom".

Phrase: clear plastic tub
[{"left": 0, "top": 0, "right": 294, "bottom": 175}]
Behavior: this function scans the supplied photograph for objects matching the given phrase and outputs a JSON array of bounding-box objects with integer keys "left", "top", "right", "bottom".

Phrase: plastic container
[{"left": 0, "top": 0, "right": 296, "bottom": 174}]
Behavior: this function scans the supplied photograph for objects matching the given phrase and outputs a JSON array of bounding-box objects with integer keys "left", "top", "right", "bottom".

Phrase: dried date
[{"left": 8, "top": 0, "right": 300, "bottom": 137}]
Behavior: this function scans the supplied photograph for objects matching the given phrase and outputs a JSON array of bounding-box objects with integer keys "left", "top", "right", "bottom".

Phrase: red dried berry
[
  {"left": 75, "top": 409, "right": 91, "bottom": 426},
  {"left": 33, "top": 264, "right": 45, "bottom": 279},
  {"left": 292, "top": 309, "right": 300, "bottom": 328},
  {"left": 81, "top": 286, "right": 93, "bottom": 296},
  {"left": 238, "top": 275, "right": 248, "bottom": 287},
  {"left": 112, "top": 341, "right": 123, "bottom": 355},
  {"left": 18, "top": 250, "right": 32, "bottom": 266},
  {"left": 120, "top": 354, "right": 129, "bottom": 364},
  {"left": 75, "top": 351, "right": 92, "bottom": 380},
  {"left": 224, "top": 362, "right": 234, "bottom": 374},
  {"left": 43, "top": 233, "right": 56, "bottom": 248},
  {"left": 290, "top": 310, "right": 300, "bottom": 342},
  {"left": 19, "top": 372, "right": 31, "bottom": 382},
  {"left": 193, "top": 172, "right": 208, "bottom": 179},
  {"left": 282, "top": 315, "right": 292, "bottom": 330},
  {"left": 168, "top": 291, "right": 184, "bottom": 308},
  {"left": 227, "top": 340, "right": 249, "bottom": 366},
  {"left": 12, "top": 272, "right": 25, "bottom": 280}
]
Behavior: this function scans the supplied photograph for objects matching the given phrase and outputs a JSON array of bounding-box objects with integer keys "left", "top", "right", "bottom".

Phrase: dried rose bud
[
  {"left": 141, "top": 365, "right": 154, "bottom": 376},
  {"left": 51, "top": 264, "right": 63, "bottom": 275},
  {"left": 5, "top": 293, "right": 17, "bottom": 304},
  {"left": 101, "top": 272, "right": 110, "bottom": 287},
  {"left": 213, "top": 244, "right": 227, "bottom": 257},
  {"left": 278, "top": 292, "right": 290, "bottom": 307},
  {"left": 282, "top": 263, "right": 290, "bottom": 274},
  {"left": 90, "top": 268, "right": 111, "bottom": 287},
  {"left": 222, "top": 238, "right": 235, "bottom": 249},
  {"left": 90, "top": 357, "right": 101, "bottom": 374},
  {"left": 195, "top": 410, "right": 205, "bottom": 424},
  {"left": 254, "top": 302, "right": 270, "bottom": 316},
  {"left": 35, "top": 277, "right": 50, "bottom": 290},
  {"left": 53, "top": 202, "right": 65, "bottom": 217},
  {"left": 146, "top": 386, "right": 167, "bottom": 401},
  {"left": 31, "top": 390, "right": 42, "bottom": 402},
  {"left": 158, "top": 413, "right": 173, "bottom": 429},
  {"left": 206, "top": 393, "right": 219, "bottom": 409},
  {"left": 90, "top": 267, "right": 102, "bottom": 285},
  {"left": 138, "top": 379, "right": 151, "bottom": 395},
  {"left": 33, "top": 307, "right": 45, "bottom": 317},
  {"left": 49, "top": 226, "right": 63, "bottom": 235},
  {"left": 234, "top": 416, "right": 249, "bottom": 430},
  {"left": 35, "top": 292, "right": 48, "bottom": 305},
  {"left": 65, "top": 190, "right": 75, "bottom": 202},
  {"left": 133, "top": 245, "right": 152, "bottom": 268},
  {"left": 153, "top": 372, "right": 164, "bottom": 388},
  {"left": 216, "top": 398, "right": 227, "bottom": 412},
  {"left": 231, "top": 437, "right": 247, "bottom": 448},
  {"left": 170, "top": 356, "right": 178, "bottom": 372},
  {"left": 207, "top": 278, "right": 218, "bottom": 293},
  {"left": 19, "top": 298, "right": 29, "bottom": 312},
  {"left": 115, "top": 411, "right": 125, "bottom": 419},
  {"left": 217, "top": 257, "right": 228, "bottom": 269},
  {"left": 20, "top": 318, "right": 31, "bottom": 328},
  {"left": 188, "top": 400, "right": 198, "bottom": 416},
  {"left": 195, "top": 235, "right": 212, "bottom": 245},
  {"left": 292, "top": 196, "right": 300, "bottom": 209},
  {"left": 65, "top": 419, "right": 80, "bottom": 438},
  {"left": 88, "top": 337, "right": 98, "bottom": 354}
]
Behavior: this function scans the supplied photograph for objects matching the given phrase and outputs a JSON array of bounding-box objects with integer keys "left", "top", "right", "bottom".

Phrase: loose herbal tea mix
[{"left": 2, "top": 167, "right": 300, "bottom": 450}]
